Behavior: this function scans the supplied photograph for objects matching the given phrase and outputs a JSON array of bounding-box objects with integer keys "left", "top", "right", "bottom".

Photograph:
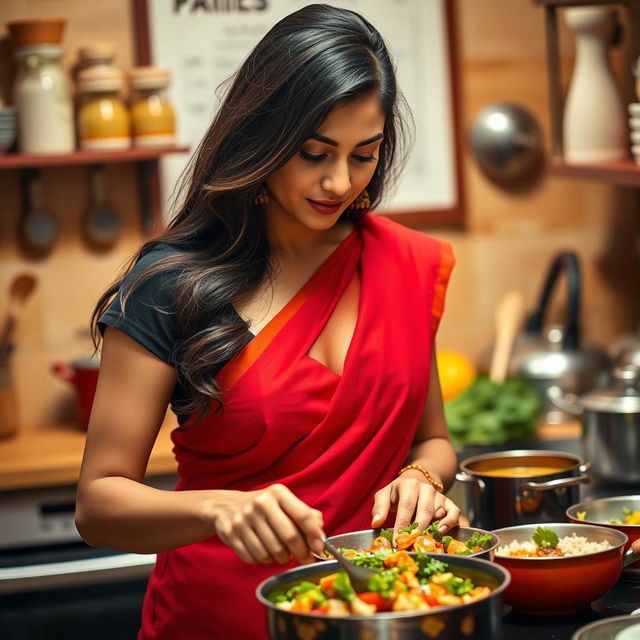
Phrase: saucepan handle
[
  {"left": 522, "top": 475, "right": 590, "bottom": 491},
  {"left": 455, "top": 472, "right": 485, "bottom": 493},
  {"left": 623, "top": 539, "right": 640, "bottom": 567},
  {"left": 51, "top": 362, "right": 76, "bottom": 385},
  {"left": 546, "top": 385, "right": 583, "bottom": 416}
]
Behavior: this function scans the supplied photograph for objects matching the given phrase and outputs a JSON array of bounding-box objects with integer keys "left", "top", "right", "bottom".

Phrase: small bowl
[
  {"left": 572, "top": 614, "right": 640, "bottom": 640},
  {"left": 315, "top": 526, "right": 499, "bottom": 561},
  {"left": 567, "top": 495, "right": 640, "bottom": 580},
  {"left": 493, "top": 522, "right": 631, "bottom": 615}
]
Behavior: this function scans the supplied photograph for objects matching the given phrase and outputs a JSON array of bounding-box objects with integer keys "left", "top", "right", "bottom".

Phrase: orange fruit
[{"left": 436, "top": 349, "right": 477, "bottom": 401}]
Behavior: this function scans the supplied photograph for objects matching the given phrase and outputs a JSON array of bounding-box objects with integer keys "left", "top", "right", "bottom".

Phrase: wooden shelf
[
  {"left": 548, "top": 159, "right": 640, "bottom": 186},
  {"left": 0, "top": 146, "right": 189, "bottom": 170}
]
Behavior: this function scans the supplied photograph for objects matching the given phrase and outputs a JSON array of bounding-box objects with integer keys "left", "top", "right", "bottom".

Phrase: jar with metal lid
[
  {"left": 13, "top": 44, "right": 74, "bottom": 154},
  {"left": 77, "top": 42, "right": 116, "bottom": 71},
  {"left": 77, "top": 67, "right": 130, "bottom": 150},
  {"left": 129, "top": 66, "right": 176, "bottom": 147}
]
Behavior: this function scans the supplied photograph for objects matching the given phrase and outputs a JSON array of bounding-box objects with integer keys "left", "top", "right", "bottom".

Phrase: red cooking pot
[
  {"left": 492, "top": 523, "right": 640, "bottom": 616},
  {"left": 51, "top": 357, "right": 100, "bottom": 430}
]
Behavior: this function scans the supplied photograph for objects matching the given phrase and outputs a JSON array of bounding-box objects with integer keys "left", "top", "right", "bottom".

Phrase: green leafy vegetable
[
  {"left": 275, "top": 581, "right": 324, "bottom": 603},
  {"left": 443, "top": 575, "right": 475, "bottom": 596},
  {"left": 366, "top": 570, "right": 399, "bottom": 598},
  {"left": 533, "top": 526, "right": 559, "bottom": 549},
  {"left": 424, "top": 520, "right": 444, "bottom": 542},
  {"left": 343, "top": 549, "right": 393, "bottom": 570},
  {"left": 445, "top": 375, "right": 541, "bottom": 446},
  {"left": 379, "top": 528, "right": 394, "bottom": 545},
  {"left": 415, "top": 555, "right": 448, "bottom": 583},
  {"left": 465, "top": 532, "right": 494, "bottom": 550},
  {"left": 333, "top": 572, "right": 356, "bottom": 602}
]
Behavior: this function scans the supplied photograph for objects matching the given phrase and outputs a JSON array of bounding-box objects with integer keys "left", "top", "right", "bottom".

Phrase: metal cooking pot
[
  {"left": 256, "top": 555, "right": 510, "bottom": 640},
  {"left": 456, "top": 450, "right": 590, "bottom": 530},
  {"left": 508, "top": 251, "right": 611, "bottom": 423},
  {"left": 548, "top": 364, "right": 640, "bottom": 484},
  {"left": 317, "top": 527, "right": 499, "bottom": 561}
]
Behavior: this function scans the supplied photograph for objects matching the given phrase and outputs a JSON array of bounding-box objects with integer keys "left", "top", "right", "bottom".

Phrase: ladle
[
  {"left": 323, "top": 537, "right": 377, "bottom": 593},
  {"left": 0, "top": 273, "right": 38, "bottom": 353}
]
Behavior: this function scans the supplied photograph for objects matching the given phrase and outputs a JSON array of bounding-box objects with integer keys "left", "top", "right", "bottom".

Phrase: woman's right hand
[{"left": 203, "top": 483, "right": 325, "bottom": 565}]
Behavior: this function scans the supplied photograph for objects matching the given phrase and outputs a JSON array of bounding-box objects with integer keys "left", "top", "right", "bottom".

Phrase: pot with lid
[{"left": 548, "top": 364, "right": 640, "bottom": 483}]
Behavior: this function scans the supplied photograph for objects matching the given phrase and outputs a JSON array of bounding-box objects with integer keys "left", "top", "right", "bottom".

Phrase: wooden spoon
[
  {"left": 0, "top": 273, "right": 38, "bottom": 353},
  {"left": 489, "top": 290, "right": 525, "bottom": 384}
]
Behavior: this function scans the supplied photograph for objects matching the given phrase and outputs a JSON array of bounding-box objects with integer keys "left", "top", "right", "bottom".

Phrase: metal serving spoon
[{"left": 323, "top": 537, "right": 377, "bottom": 593}]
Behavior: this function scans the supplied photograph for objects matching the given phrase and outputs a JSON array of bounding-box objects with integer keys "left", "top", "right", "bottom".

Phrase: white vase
[{"left": 563, "top": 7, "right": 627, "bottom": 163}]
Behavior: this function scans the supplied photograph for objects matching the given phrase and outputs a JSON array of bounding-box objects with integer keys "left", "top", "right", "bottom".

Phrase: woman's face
[{"left": 264, "top": 91, "right": 385, "bottom": 232}]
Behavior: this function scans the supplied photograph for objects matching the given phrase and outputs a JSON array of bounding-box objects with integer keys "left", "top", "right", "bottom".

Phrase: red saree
[{"left": 138, "top": 213, "right": 454, "bottom": 639}]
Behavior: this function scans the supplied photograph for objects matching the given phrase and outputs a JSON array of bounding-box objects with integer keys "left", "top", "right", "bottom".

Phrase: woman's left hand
[{"left": 370, "top": 471, "right": 460, "bottom": 541}]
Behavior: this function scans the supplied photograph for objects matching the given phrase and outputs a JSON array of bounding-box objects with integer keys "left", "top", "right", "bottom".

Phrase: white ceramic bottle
[
  {"left": 13, "top": 44, "right": 75, "bottom": 154},
  {"left": 563, "top": 7, "right": 627, "bottom": 163}
]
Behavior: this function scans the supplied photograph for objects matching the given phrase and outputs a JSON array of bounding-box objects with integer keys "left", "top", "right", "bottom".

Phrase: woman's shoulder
[{"left": 360, "top": 212, "right": 451, "bottom": 255}]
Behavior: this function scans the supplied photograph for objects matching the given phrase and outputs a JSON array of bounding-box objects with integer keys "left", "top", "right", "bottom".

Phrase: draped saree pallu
[{"left": 139, "top": 213, "right": 455, "bottom": 640}]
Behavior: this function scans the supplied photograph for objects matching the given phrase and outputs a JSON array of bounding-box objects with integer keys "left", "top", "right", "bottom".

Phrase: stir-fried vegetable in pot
[
  {"left": 274, "top": 551, "right": 492, "bottom": 615},
  {"left": 576, "top": 506, "right": 640, "bottom": 526},
  {"left": 328, "top": 521, "right": 494, "bottom": 557}
]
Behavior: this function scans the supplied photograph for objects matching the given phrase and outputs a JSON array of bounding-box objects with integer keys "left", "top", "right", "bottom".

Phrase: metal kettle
[{"left": 509, "top": 251, "right": 611, "bottom": 423}]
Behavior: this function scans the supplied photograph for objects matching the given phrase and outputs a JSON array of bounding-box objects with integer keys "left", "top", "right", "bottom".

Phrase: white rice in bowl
[{"left": 496, "top": 533, "right": 613, "bottom": 557}]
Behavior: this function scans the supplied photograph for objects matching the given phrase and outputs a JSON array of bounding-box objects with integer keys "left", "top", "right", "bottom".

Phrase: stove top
[{"left": 502, "top": 578, "right": 640, "bottom": 640}]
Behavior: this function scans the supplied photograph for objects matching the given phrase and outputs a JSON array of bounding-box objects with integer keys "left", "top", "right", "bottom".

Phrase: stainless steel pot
[
  {"left": 548, "top": 364, "right": 640, "bottom": 484},
  {"left": 456, "top": 449, "right": 590, "bottom": 530},
  {"left": 316, "top": 527, "right": 499, "bottom": 561},
  {"left": 256, "top": 555, "right": 510, "bottom": 640}
]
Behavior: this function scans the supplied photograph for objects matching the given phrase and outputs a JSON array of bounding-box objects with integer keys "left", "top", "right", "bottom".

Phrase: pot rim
[
  {"left": 256, "top": 555, "right": 511, "bottom": 621},
  {"left": 571, "top": 613, "right": 640, "bottom": 640},
  {"left": 567, "top": 495, "right": 640, "bottom": 528},
  {"left": 314, "top": 526, "right": 500, "bottom": 561},
  {"left": 492, "top": 522, "right": 628, "bottom": 561},
  {"left": 459, "top": 449, "right": 584, "bottom": 476}
]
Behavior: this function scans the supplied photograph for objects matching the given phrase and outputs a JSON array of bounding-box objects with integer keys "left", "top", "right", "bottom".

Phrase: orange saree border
[
  {"left": 430, "top": 240, "right": 455, "bottom": 334},
  {"left": 216, "top": 230, "right": 358, "bottom": 393}
]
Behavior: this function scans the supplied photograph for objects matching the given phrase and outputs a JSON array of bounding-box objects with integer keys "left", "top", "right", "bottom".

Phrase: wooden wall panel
[{"left": 0, "top": 0, "right": 638, "bottom": 429}]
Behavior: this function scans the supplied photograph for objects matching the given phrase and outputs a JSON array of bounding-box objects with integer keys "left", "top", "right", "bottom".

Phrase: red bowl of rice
[{"left": 492, "top": 523, "right": 633, "bottom": 615}]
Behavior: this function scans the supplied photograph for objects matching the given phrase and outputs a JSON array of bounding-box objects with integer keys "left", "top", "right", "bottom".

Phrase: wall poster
[{"left": 135, "top": 0, "right": 463, "bottom": 226}]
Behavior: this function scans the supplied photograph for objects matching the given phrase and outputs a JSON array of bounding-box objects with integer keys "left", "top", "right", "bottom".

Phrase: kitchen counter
[
  {"left": 0, "top": 418, "right": 581, "bottom": 492},
  {"left": 0, "top": 414, "right": 177, "bottom": 491}
]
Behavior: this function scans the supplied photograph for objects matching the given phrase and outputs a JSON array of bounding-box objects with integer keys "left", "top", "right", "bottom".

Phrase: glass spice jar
[
  {"left": 129, "top": 66, "right": 176, "bottom": 147},
  {"left": 77, "top": 66, "right": 130, "bottom": 150}
]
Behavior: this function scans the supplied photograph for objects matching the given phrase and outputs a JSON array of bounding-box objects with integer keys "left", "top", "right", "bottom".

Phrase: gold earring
[
  {"left": 252, "top": 187, "right": 269, "bottom": 206},
  {"left": 348, "top": 189, "right": 370, "bottom": 211}
]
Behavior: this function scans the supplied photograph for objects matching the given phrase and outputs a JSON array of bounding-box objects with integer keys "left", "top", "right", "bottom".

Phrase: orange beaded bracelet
[{"left": 398, "top": 464, "right": 444, "bottom": 493}]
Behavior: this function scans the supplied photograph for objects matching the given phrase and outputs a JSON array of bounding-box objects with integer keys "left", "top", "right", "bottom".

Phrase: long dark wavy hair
[{"left": 91, "top": 3, "right": 411, "bottom": 417}]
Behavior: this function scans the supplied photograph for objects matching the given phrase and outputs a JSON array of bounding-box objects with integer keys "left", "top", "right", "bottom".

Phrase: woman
[{"left": 75, "top": 4, "right": 460, "bottom": 639}]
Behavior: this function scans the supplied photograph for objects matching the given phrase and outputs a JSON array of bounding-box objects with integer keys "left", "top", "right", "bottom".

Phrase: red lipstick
[{"left": 306, "top": 198, "right": 345, "bottom": 215}]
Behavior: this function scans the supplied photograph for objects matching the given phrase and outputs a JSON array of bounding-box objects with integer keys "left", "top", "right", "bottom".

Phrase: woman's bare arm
[
  {"left": 370, "top": 346, "right": 460, "bottom": 536},
  {"left": 75, "top": 326, "right": 324, "bottom": 562}
]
